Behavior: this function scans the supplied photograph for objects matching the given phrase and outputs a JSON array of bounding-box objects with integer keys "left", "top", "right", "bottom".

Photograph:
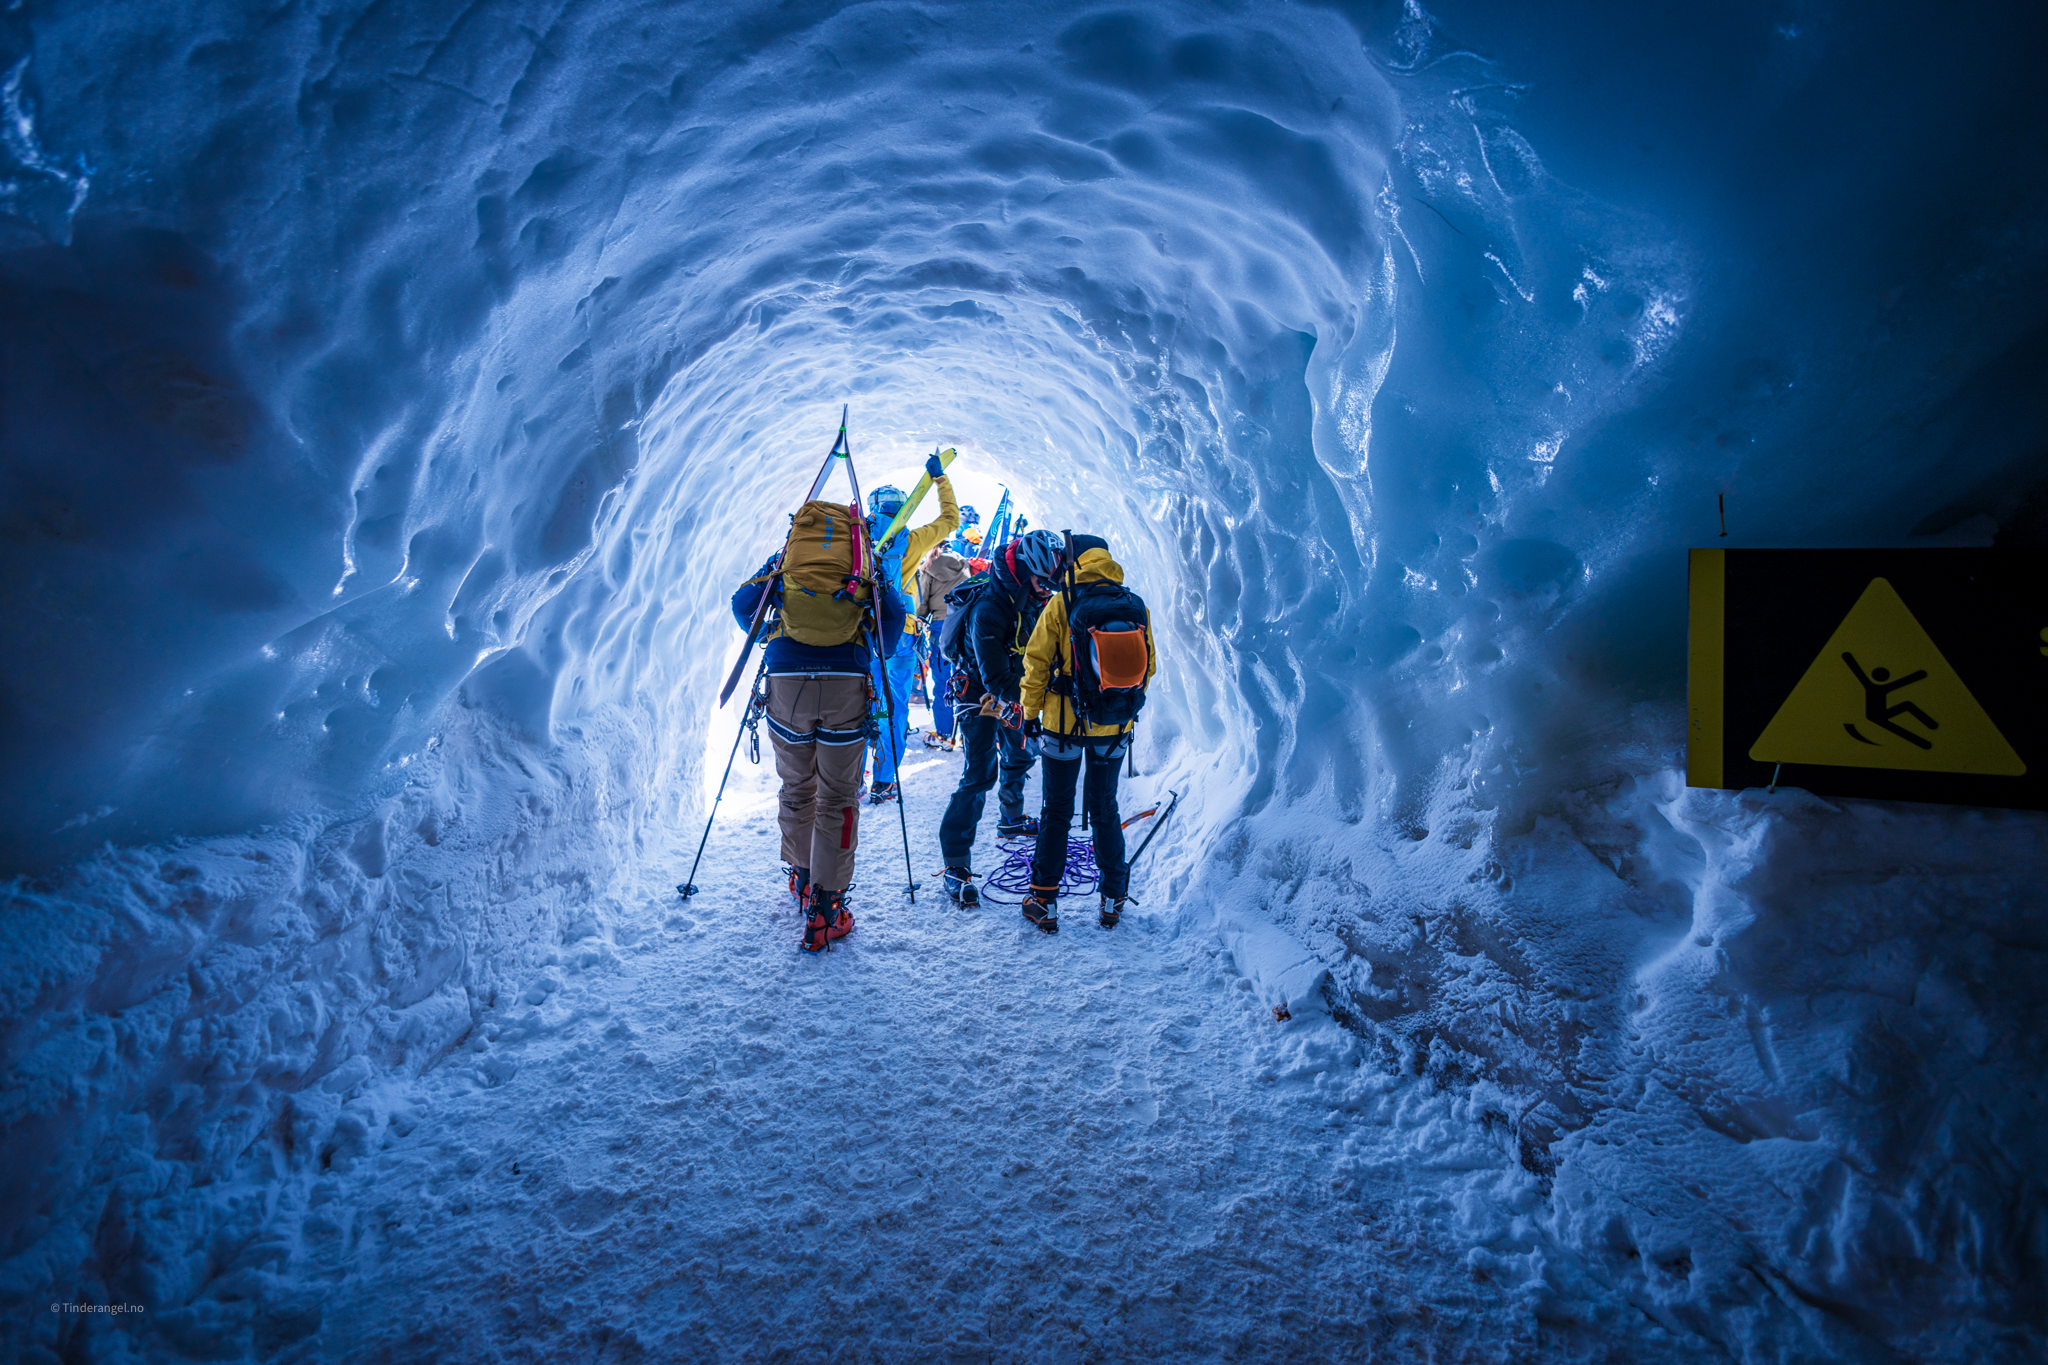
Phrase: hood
[
  {"left": 991, "top": 554, "right": 1027, "bottom": 599},
  {"left": 1070, "top": 546, "right": 1125, "bottom": 585}
]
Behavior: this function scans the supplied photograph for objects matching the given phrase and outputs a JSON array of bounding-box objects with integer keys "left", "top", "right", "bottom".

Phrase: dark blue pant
[
  {"left": 930, "top": 648, "right": 955, "bottom": 736},
  {"left": 1031, "top": 741, "right": 1128, "bottom": 900},
  {"left": 938, "top": 710, "right": 1031, "bottom": 869}
]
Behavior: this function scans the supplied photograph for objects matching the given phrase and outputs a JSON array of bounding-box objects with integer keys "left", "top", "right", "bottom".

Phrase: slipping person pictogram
[
  {"left": 1840, "top": 653, "right": 1937, "bottom": 749},
  {"left": 1747, "top": 577, "right": 2024, "bottom": 776}
]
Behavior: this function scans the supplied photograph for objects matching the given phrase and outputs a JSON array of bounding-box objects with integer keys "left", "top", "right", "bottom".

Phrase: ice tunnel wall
[{"left": 5, "top": 0, "right": 2047, "bottom": 1356}]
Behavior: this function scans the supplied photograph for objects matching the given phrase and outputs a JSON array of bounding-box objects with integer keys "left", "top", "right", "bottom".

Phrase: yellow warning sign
[{"left": 1749, "top": 578, "right": 2025, "bottom": 775}]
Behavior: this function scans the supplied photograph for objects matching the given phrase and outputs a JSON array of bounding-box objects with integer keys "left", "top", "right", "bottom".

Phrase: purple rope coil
[{"left": 980, "top": 838, "right": 1099, "bottom": 902}]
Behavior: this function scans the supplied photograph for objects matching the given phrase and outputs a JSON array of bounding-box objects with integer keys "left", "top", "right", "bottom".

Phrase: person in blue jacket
[
  {"left": 863, "top": 453, "right": 960, "bottom": 803},
  {"left": 948, "top": 504, "right": 980, "bottom": 555},
  {"left": 731, "top": 543, "right": 907, "bottom": 952}
]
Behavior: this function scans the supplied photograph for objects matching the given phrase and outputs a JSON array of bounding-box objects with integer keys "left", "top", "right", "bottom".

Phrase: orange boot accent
[
  {"left": 805, "top": 888, "right": 852, "bottom": 950},
  {"left": 1021, "top": 891, "right": 1059, "bottom": 934}
]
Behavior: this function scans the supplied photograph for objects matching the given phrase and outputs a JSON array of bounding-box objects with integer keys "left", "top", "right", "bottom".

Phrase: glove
[
  {"left": 925, "top": 453, "right": 946, "bottom": 479},
  {"left": 1022, "top": 718, "right": 1043, "bottom": 740}
]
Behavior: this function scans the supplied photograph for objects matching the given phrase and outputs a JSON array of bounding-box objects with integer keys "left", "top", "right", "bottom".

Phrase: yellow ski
[{"left": 875, "top": 447, "right": 958, "bottom": 547}]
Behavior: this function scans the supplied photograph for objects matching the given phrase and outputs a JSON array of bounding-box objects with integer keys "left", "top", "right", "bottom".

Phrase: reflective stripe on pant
[
  {"left": 868, "top": 636, "right": 917, "bottom": 785},
  {"left": 767, "top": 674, "right": 868, "bottom": 891}
]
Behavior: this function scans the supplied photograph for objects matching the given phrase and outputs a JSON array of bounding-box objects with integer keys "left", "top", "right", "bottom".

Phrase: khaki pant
[{"left": 764, "top": 674, "right": 869, "bottom": 891}]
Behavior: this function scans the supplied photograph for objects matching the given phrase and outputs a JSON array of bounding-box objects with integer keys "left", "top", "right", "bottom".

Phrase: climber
[
  {"left": 1017, "top": 533, "right": 1155, "bottom": 933},
  {"left": 729, "top": 502, "right": 909, "bottom": 953},
  {"left": 948, "top": 504, "right": 981, "bottom": 555},
  {"left": 934, "top": 529, "right": 1068, "bottom": 907},
  {"left": 864, "top": 453, "right": 960, "bottom": 803},
  {"left": 916, "top": 538, "right": 973, "bottom": 744}
]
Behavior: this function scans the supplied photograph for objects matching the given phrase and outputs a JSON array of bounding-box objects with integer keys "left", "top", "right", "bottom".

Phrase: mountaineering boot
[
  {"left": 922, "top": 730, "right": 956, "bottom": 751},
  {"left": 943, "top": 867, "right": 980, "bottom": 907},
  {"left": 817, "top": 887, "right": 855, "bottom": 943},
  {"left": 1021, "top": 892, "right": 1059, "bottom": 934},
  {"left": 1098, "top": 896, "right": 1126, "bottom": 929},
  {"left": 787, "top": 865, "right": 811, "bottom": 906},
  {"left": 996, "top": 814, "right": 1041, "bottom": 839},
  {"left": 868, "top": 781, "right": 899, "bottom": 805},
  {"left": 803, "top": 888, "right": 855, "bottom": 951}
]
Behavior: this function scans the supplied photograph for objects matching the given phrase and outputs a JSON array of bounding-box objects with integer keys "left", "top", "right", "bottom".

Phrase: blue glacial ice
[{"left": 3, "top": 1, "right": 2045, "bottom": 1360}]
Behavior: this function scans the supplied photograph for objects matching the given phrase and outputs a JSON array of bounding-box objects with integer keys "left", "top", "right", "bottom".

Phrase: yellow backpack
[{"left": 768, "top": 500, "right": 871, "bottom": 646}]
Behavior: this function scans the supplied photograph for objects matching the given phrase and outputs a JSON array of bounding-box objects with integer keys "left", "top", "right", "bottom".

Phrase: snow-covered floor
[{"left": 219, "top": 708, "right": 1709, "bottom": 1364}]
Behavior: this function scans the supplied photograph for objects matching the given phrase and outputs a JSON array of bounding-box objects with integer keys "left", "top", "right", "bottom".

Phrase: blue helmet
[
  {"left": 957, "top": 504, "right": 980, "bottom": 528},
  {"left": 867, "top": 484, "right": 905, "bottom": 524}
]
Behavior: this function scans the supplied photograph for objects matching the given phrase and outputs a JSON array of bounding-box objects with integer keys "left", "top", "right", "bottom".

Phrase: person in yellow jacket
[
  {"left": 864, "top": 461, "right": 961, "bottom": 802},
  {"left": 1016, "top": 535, "right": 1156, "bottom": 932}
]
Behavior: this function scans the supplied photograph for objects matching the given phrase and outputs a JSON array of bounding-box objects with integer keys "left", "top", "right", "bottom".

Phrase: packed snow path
[{"left": 279, "top": 728, "right": 1702, "bottom": 1364}]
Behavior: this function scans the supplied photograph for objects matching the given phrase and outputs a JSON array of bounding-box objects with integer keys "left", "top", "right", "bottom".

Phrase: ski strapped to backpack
[
  {"left": 719, "top": 406, "right": 857, "bottom": 706},
  {"left": 1054, "top": 529, "right": 1152, "bottom": 731}
]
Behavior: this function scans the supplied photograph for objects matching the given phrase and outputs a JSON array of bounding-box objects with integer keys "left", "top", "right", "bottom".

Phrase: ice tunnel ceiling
[
  {"left": 4, "top": 1, "right": 2048, "bottom": 1360},
  {"left": 2, "top": 0, "right": 2044, "bottom": 870}
]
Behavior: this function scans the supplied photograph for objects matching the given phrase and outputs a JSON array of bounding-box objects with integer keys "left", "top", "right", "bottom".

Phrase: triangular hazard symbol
[{"left": 1749, "top": 578, "right": 2024, "bottom": 775}]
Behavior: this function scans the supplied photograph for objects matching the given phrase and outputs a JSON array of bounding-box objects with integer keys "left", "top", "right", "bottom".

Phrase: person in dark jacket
[
  {"left": 731, "top": 559, "right": 906, "bottom": 952},
  {"left": 936, "top": 529, "right": 1067, "bottom": 906}
]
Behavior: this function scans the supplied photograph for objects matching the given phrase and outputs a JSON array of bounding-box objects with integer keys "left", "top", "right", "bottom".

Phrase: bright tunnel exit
[{"left": 3, "top": 2, "right": 2046, "bottom": 1361}]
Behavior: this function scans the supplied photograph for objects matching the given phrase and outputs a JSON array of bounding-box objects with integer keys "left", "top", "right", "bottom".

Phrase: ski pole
[
  {"left": 872, "top": 629, "right": 918, "bottom": 903},
  {"left": 679, "top": 663, "right": 767, "bottom": 897}
]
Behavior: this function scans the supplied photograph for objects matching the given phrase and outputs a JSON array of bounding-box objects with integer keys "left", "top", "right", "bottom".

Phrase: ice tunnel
[{"left": 4, "top": 0, "right": 2046, "bottom": 1359}]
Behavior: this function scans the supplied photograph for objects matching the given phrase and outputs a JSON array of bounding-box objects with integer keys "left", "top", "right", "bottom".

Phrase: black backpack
[
  {"left": 938, "top": 575, "right": 997, "bottom": 673},
  {"left": 1059, "top": 581, "right": 1151, "bottom": 727}
]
